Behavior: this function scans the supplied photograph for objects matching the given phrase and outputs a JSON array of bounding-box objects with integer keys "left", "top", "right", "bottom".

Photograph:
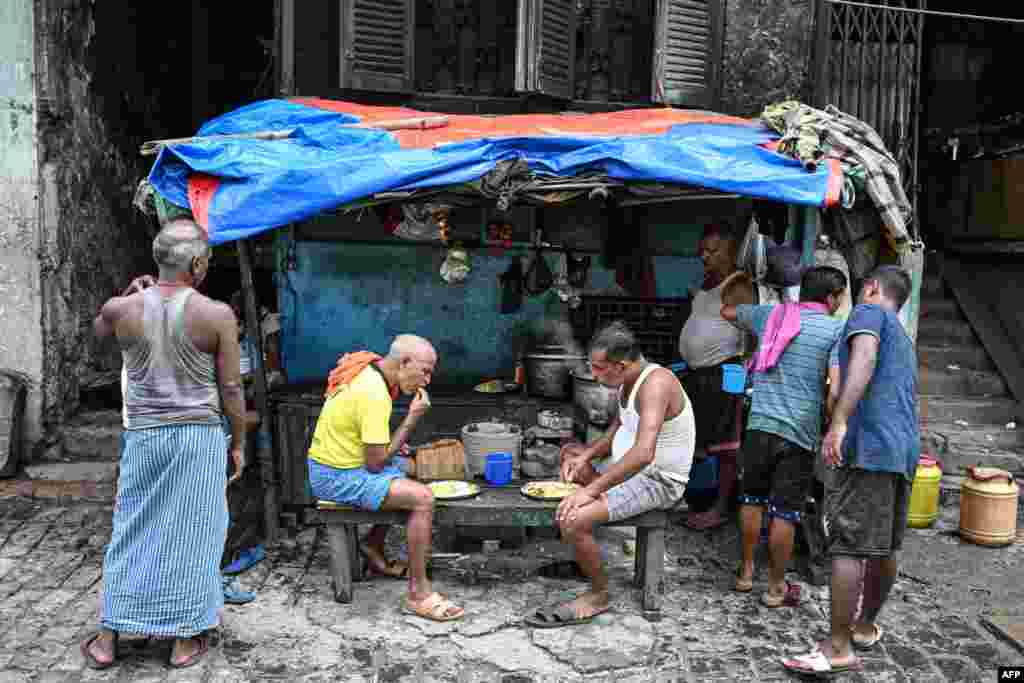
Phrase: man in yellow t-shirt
[{"left": 307, "top": 335, "right": 464, "bottom": 622}]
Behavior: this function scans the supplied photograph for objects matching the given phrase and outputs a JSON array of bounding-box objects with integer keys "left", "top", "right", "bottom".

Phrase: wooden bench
[{"left": 311, "top": 485, "right": 668, "bottom": 615}]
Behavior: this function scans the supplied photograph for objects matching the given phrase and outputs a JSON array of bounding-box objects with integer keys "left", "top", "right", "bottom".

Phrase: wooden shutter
[
  {"left": 339, "top": 0, "right": 416, "bottom": 92},
  {"left": 651, "top": 0, "right": 724, "bottom": 109},
  {"left": 515, "top": 0, "right": 577, "bottom": 100}
]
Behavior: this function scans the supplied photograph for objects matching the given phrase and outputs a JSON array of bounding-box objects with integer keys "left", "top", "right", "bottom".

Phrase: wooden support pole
[{"left": 237, "top": 239, "right": 281, "bottom": 544}]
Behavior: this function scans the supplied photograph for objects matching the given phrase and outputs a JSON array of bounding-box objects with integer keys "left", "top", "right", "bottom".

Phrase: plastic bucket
[
  {"left": 484, "top": 452, "right": 514, "bottom": 486},
  {"left": 721, "top": 364, "right": 747, "bottom": 394},
  {"left": 462, "top": 422, "right": 522, "bottom": 479}
]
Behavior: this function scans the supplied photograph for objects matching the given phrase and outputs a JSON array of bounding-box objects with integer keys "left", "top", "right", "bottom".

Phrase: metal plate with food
[
  {"left": 520, "top": 480, "right": 580, "bottom": 501},
  {"left": 427, "top": 480, "right": 482, "bottom": 501},
  {"left": 474, "top": 379, "right": 520, "bottom": 394}
]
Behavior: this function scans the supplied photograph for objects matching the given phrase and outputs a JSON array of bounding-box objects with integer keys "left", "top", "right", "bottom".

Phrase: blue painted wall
[{"left": 278, "top": 201, "right": 751, "bottom": 388}]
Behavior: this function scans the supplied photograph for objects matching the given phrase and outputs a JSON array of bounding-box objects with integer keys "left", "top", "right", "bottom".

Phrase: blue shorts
[{"left": 308, "top": 459, "right": 406, "bottom": 511}]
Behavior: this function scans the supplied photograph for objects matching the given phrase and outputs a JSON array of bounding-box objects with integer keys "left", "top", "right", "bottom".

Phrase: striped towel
[{"left": 100, "top": 424, "right": 228, "bottom": 638}]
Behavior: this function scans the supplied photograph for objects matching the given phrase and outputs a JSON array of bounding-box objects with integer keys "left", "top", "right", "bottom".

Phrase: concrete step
[
  {"left": 39, "top": 410, "right": 122, "bottom": 463},
  {"left": 921, "top": 274, "right": 947, "bottom": 298},
  {"left": 922, "top": 419, "right": 1023, "bottom": 451},
  {"left": 927, "top": 442, "right": 1024, "bottom": 476},
  {"left": 919, "top": 365, "right": 1009, "bottom": 398},
  {"left": 919, "top": 395, "right": 1020, "bottom": 425},
  {"left": 917, "top": 297, "right": 965, "bottom": 321},
  {"left": 922, "top": 419, "right": 1024, "bottom": 475},
  {"left": 23, "top": 460, "right": 119, "bottom": 483},
  {"left": 917, "top": 344, "right": 996, "bottom": 373},
  {"left": 916, "top": 317, "right": 981, "bottom": 346}
]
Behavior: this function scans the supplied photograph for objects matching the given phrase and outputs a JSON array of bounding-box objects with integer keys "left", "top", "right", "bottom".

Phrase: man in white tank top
[{"left": 525, "top": 322, "right": 694, "bottom": 627}]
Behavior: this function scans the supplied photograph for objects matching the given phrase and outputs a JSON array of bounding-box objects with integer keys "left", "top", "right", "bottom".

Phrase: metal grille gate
[{"left": 813, "top": 0, "right": 926, "bottom": 235}]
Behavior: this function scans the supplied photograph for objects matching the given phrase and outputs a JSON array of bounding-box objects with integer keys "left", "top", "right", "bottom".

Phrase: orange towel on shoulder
[{"left": 325, "top": 351, "right": 397, "bottom": 399}]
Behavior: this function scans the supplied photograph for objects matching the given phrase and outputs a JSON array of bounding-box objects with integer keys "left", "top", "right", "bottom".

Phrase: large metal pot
[
  {"left": 523, "top": 353, "right": 586, "bottom": 399},
  {"left": 571, "top": 370, "right": 618, "bottom": 426}
]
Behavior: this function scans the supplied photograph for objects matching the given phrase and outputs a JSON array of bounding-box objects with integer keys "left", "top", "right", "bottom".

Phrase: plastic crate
[{"left": 569, "top": 296, "right": 691, "bottom": 366}]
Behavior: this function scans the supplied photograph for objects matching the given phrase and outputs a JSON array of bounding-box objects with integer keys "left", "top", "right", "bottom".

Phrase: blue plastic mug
[
  {"left": 721, "top": 363, "right": 747, "bottom": 394},
  {"left": 484, "top": 452, "right": 514, "bottom": 486}
]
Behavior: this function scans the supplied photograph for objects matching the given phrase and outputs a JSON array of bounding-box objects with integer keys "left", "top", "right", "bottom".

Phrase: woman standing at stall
[{"left": 678, "top": 225, "right": 755, "bottom": 530}]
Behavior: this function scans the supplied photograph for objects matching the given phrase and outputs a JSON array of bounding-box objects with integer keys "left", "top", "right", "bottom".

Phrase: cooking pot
[
  {"left": 571, "top": 370, "right": 618, "bottom": 426},
  {"left": 523, "top": 352, "right": 586, "bottom": 399}
]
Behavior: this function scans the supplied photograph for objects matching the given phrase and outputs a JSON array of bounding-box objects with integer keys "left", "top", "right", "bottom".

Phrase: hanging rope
[{"left": 827, "top": 0, "right": 1024, "bottom": 25}]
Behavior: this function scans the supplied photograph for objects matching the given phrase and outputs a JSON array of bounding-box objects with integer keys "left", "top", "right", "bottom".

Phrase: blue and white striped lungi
[{"left": 101, "top": 424, "right": 228, "bottom": 637}]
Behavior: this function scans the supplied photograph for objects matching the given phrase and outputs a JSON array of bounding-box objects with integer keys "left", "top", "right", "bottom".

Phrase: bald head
[
  {"left": 385, "top": 334, "right": 437, "bottom": 395},
  {"left": 153, "top": 219, "right": 210, "bottom": 278},
  {"left": 388, "top": 334, "right": 436, "bottom": 364}
]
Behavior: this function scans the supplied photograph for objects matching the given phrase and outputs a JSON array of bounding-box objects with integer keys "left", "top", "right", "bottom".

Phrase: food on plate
[
  {"left": 474, "top": 379, "right": 518, "bottom": 393},
  {"left": 428, "top": 480, "right": 478, "bottom": 499},
  {"left": 521, "top": 481, "right": 579, "bottom": 499},
  {"left": 475, "top": 379, "right": 502, "bottom": 393}
]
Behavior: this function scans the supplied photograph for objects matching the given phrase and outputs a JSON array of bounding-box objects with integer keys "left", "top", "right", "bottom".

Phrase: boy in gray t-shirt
[{"left": 722, "top": 266, "right": 846, "bottom": 608}]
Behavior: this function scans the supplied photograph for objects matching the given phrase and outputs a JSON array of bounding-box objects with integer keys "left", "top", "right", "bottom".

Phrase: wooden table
[{"left": 312, "top": 486, "right": 667, "bottom": 616}]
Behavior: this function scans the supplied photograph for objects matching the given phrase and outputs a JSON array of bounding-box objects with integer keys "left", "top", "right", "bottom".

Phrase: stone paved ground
[{"left": 0, "top": 497, "right": 1020, "bottom": 682}]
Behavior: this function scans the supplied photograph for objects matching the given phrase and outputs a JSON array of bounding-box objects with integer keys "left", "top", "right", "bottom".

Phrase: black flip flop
[
  {"left": 524, "top": 603, "right": 610, "bottom": 629},
  {"left": 80, "top": 632, "right": 118, "bottom": 670}
]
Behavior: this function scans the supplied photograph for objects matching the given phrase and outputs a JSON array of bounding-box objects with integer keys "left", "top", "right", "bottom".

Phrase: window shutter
[
  {"left": 339, "top": 0, "right": 416, "bottom": 92},
  {"left": 651, "top": 0, "right": 724, "bottom": 109},
  {"left": 515, "top": 0, "right": 577, "bottom": 100}
]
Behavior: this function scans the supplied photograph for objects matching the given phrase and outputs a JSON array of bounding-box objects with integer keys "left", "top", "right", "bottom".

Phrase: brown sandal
[
  {"left": 403, "top": 592, "right": 464, "bottom": 622},
  {"left": 168, "top": 634, "right": 210, "bottom": 669}
]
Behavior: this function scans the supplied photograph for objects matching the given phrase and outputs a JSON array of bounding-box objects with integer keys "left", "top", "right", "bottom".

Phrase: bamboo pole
[
  {"left": 140, "top": 130, "right": 296, "bottom": 156},
  {"left": 237, "top": 240, "right": 281, "bottom": 544},
  {"left": 139, "top": 116, "right": 450, "bottom": 156}
]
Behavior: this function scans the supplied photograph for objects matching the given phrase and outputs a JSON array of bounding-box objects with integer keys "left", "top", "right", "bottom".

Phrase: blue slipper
[
  {"left": 223, "top": 544, "right": 265, "bottom": 576},
  {"left": 222, "top": 576, "right": 256, "bottom": 605}
]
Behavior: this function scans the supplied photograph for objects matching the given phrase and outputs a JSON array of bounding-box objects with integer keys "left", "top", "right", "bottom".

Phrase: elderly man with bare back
[
  {"left": 82, "top": 219, "right": 244, "bottom": 670},
  {"left": 307, "top": 335, "right": 464, "bottom": 622}
]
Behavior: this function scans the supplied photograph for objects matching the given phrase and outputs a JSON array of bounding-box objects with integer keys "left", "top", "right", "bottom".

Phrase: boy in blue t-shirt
[{"left": 785, "top": 265, "right": 919, "bottom": 678}]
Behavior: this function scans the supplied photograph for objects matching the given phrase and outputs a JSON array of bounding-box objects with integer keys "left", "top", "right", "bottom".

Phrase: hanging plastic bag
[
  {"left": 440, "top": 246, "right": 471, "bottom": 284},
  {"left": 393, "top": 203, "right": 446, "bottom": 242}
]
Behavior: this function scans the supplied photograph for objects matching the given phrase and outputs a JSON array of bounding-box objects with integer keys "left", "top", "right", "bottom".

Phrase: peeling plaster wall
[
  {"left": 33, "top": 0, "right": 153, "bottom": 453},
  {"left": 0, "top": 0, "right": 44, "bottom": 446}
]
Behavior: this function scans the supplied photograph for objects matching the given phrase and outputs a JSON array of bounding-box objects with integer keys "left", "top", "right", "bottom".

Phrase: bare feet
[
  {"left": 363, "top": 545, "right": 408, "bottom": 578},
  {"left": 87, "top": 632, "right": 116, "bottom": 666},
  {"left": 170, "top": 636, "right": 209, "bottom": 668},
  {"left": 565, "top": 589, "right": 610, "bottom": 619},
  {"left": 735, "top": 563, "right": 754, "bottom": 592}
]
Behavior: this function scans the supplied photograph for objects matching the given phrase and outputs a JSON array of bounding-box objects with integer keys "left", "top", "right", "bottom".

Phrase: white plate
[{"left": 427, "top": 480, "right": 481, "bottom": 500}]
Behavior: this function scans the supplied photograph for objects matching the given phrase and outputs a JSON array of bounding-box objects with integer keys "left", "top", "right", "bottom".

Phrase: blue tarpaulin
[{"left": 147, "top": 99, "right": 839, "bottom": 245}]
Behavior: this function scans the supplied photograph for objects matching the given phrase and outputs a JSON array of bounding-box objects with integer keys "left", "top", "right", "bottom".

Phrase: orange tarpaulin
[{"left": 292, "top": 98, "right": 758, "bottom": 150}]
